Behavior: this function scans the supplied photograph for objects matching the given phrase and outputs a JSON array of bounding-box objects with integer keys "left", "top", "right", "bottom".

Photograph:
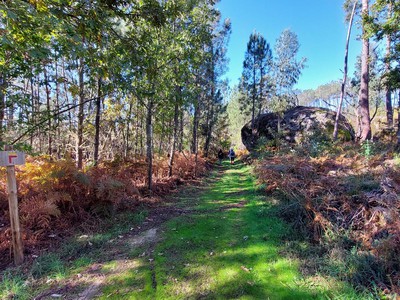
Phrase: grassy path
[
  {"left": 2, "top": 160, "right": 363, "bottom": 299},
  {"left": 97, "top": 161, "right": 358, "bottom": 299}
]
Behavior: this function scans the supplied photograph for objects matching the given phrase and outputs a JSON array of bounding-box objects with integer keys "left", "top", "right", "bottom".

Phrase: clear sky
[{"left": 216, "top": 0, "right": 362, "bottom": 91}]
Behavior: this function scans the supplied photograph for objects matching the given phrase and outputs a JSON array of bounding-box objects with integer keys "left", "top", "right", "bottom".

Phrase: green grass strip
[{"left": 98, "top": 161, "right": 363, "bottom": 299}]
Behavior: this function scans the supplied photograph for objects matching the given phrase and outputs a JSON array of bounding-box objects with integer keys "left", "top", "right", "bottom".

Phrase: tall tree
[
  {"left": 334, "top": 1, "right": 357, "bottom": 140},
  {"left": 367, "top": 0, "right": 400, "bottom": 144},
  {"left": 202, "top": 17, "right": 231, "bottom": 157},
  {"left": 241, "top": 32, "right": 272, "bottom": 132},
  {"left": 271, "top": 29, "right": 306, "bottom": 132},
  {"left": 358, "top": 0, "right": 372, "bottom": 141}
]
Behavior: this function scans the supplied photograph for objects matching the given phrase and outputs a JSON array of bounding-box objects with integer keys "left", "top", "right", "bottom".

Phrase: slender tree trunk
[
  {"left": 36, "top": 75, "right": 42, "bottom": 153},
  {"left": 194, "top": 126, "right": 199, "bottom": 177},
  {"left": 62, "top": 59, "right": 73, "bottom": 135},
  {"left": 93, "top": 77, "right": 102, "bottom": 166},
  {"left": 251, "top": 66, "right": 256, "bottom": 131},
  {"left": 76, "top": 57, "right": 85, "bottom": 169},
  {"left": 0, "top": 74, "right": 6, "bottom": 145},
  {"left": 54, "top": 53, "right": 61, "bottom": 157},
  {"left": 30, "top": 78, "right": 34, "bottom": 146},
  {"left": 358, "top": 0, "right": 371, "bottom": 141},
  {"left": 333, "top": 1, "right": 356, "bottom": 140},
  {"left": 168, "top": 98, "right": 179, "bottom": 177},
  {"left": 125, "top": 101, "right": 133, "bottom": 159},
  {"left": 134, "top": 99, "right": 140, "bottom": 155},
  {"left": 397, "top": 91, "right": 400, "bottom": 148},
  {"left": 140, "top": 104, "right": 144, "bottom": 156},
  {"left": 258, "top": 65, "right": 265, "bottom": 122},
  {"left": 178, "top": 108, "right": 183, "bottom": 152},
  {"left": 385, "top": 33, "right": 393, "bottom": 128},
  {"left": 146, "top": 98, "right": 154, "bottom": 192},
  {"left": 191, "top": 101, "right": 199, "bottom": 154},
  {"left": 203, "top": 102, "right": 214, "bottom": 158},
  {"left": 158, "top": 114, "right": 165, "bottom": 154},
  {"left": 44, "top": 67, "right": 52, "bottom": 155}
]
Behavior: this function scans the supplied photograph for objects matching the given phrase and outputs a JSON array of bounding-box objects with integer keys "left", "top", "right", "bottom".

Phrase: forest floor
[{"left": 2, "top": 160, "right": 369, "bottom": 299}]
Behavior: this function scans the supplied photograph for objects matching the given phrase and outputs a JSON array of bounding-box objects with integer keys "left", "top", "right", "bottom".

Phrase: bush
[
  {"left": 254, "top": 148, "right": 400, "bottom": 294},
  {"left": 0, "top": 152, "right": 209, "bottom": 268}
]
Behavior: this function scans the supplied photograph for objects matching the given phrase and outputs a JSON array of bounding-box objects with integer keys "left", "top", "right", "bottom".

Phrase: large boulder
[{"left": 241, "top": 106, "right": 355, "bottom": 151}]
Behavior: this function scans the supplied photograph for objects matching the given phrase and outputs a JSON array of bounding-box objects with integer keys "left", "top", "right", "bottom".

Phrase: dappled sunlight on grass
[
  {"left": 93, "top": 161, "right": 364, "bottom": 299},
  {"left": 99, "top": 162, "right": 299, "bottom": 298}
]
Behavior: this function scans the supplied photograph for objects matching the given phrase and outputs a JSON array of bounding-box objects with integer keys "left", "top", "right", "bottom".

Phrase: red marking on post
[{"left": 8, "top": 154, "right": 17, "bottom": 164}]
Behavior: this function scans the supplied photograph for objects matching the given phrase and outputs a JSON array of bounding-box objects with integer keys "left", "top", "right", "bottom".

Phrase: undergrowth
[
  {"left": 255, "top": 141, "right": 400, "bottom": 297},
  {"left": 0, "top": 152, "right": 208, "bottom": 268},
  {"left": 0, "top": 209, "right": 148, "bottom": 299}
]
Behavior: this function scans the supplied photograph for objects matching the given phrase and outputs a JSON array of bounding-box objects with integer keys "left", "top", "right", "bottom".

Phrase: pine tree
[{"left": 241, "top": 32, "right": 272, "bottom": 132}]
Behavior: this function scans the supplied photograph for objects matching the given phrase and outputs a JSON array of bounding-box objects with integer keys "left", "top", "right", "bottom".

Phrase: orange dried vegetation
[
  {"left": 0, "top": 152, "right": 208, "bottom": 268},
  {"left": 255, "top": 151, "right": 400, "bottom": 287}
]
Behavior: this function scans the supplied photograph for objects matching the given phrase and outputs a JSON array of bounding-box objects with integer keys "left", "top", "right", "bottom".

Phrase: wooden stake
[{"left": 5, "top": 145, "right": 24, "bottom": 265}]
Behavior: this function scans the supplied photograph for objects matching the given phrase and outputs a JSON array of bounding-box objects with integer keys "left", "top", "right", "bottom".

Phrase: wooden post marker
[{"left": 1, "top": 146, "right": 25, "bottom": 265}]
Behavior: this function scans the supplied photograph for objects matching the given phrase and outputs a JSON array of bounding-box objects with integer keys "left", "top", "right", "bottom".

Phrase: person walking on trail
[
  {"left": 228, "top": 148, "right": 235, "bottom": 164},
  {"left": 217, "top": 149, "right": 224, "bottom": 165}
]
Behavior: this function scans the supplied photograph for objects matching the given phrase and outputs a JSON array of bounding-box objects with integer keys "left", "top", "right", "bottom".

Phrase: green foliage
[
  {"left": 226, "top": 86, "right": 248, "bottom": 148},
  {"left": 301, "top": 131, "right": 332, "bottom": 158},
  {"left": 360, "top": 140, "right": 376, "bottom": 159},
  {"left": 0, "top": 271, "right": 30, "bottom": 300},
  {"left": 394, "top": 153, "right": 400, "bottom": 166},
  {"left": 31, "top": 253, "right": 66, "bottom": 279},
  {"left": 241, "top": 31, "right": 272, "bottom": 127},
  {"left": 271, "top": 29, "right": 307, "bottom": 113},
  {"left": 367, "top": 0, "right": 400, "bottom": 90}
]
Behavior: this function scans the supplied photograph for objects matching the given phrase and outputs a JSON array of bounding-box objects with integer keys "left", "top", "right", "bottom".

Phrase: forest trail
[{"left": 34, "top": 161, "right": 358, "bottom": 300}]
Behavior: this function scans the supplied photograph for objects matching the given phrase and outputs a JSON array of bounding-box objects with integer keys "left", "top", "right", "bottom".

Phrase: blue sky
[{"left": 216, "top": 0, "right": 362, "bottom": 91}]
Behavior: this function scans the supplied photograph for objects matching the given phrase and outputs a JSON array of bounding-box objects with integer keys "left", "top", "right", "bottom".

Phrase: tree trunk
[
  {"left": 251, "top": 66, "right": 256, "bottom": 132},
  {"left": 29, "top": 78, "right": 35, "bottom": 147},
  {"left": 158, "top": 114, "right": 165, "bottom": 154},
  {"left": 168, "top": 97, "right": 179, "bottom": 177},
  {"left": 191, "top": 101, "right": 199, "bottom": 154},
  {"left": 125, "top": 101, "right": 133, "bottom": 159},
  {"left": 178, "top": 108, "right": 183, "bottom": 152},
  {"left": 203, "top": 103, "right": 214, "bottom": 158},
  {"left": 54, "top": 53, "right": 61, "bottom": 157},
  {"left": 140, "top": 104, "right": 144, "bottom": 155},
  {"left": 333, "top": 1, "right": 356, "bottom": 140},
  {"left": 397, "top": 91, "right": 400, "bottom": 148},
  {"left": 93, "top": 77, "right": 102, "bottom": 166},
  {"left": 146, "top": 98, "right": 154, "bottom": 192},
  {"left": 0, "top": 74, "right": 6, "bottom": 145},
  {"left": 62, "top": 58, "right": 73, "bottom": 135},
  {"left": 358, "top": 0, "right": 371, "bottom": 141},
  {"left": 76, "top": 57, "right": 85, "bottom": 169},
  {"left": 36, "top": 75, "right": 43, "bottom": 152},
  {"left": 44, "top": 67, "right": 52, "bottom": 155},
  {"left": 385, "top": 33, "right": 393, "bottom": 128}
]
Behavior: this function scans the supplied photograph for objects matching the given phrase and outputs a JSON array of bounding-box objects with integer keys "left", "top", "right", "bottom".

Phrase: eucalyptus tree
[
  {"left": 227, "top": 85, "right": 249, "bottom": 147},
  {"left": 334, "top": 0, "right": 357, "bottom": 141},
  {"left": 164, "top": 0, "right": 206, "bottom": 177},
  {"left": 201, "top": 16, "right": 231, "bottom": 157},
  {"left": 367, "top": 0, "right": 400, "bottom": 144},
  {"left": 0, "top": 0, "right": 55, "bottom": 145},
  {"left": 272, "top": 29, "right": 306, "bottom": 131},
  {"left": 0, "top": 0, "right": 233, "bottom": 174},
  {"left": 241, "top": 31, "right": 272, "bottom": 131},
  {"left": 121, "top": 0, "right": 204, "bottom": 191},
  {"left": 358, "top": 0, "right": 372, "bottom": 141}
]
